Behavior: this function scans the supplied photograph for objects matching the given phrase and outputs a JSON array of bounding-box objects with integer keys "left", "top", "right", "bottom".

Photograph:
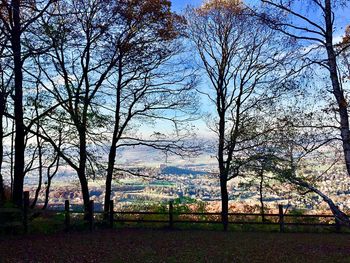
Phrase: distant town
[{"left": 21, "top": 160, "right": 350, "bottom": 214}]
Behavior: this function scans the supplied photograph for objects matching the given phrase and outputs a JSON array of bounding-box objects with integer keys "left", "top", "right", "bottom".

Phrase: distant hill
[{"left": 160, "top": 166, "right": 207, "bottom": 175}]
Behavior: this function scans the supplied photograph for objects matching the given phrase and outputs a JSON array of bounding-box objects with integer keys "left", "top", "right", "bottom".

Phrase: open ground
[{"left": 1, "top": 229, "right": 350, "bottom": 263}]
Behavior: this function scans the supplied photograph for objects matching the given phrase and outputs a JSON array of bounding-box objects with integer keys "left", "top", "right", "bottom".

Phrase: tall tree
[
  {"left": 28, "top": 0, "right": 128, "bottom": 213},
  {"left": 0, "top": 33, "right": 12, "bottom": 205},
  {"left": 260, "top": 0, "right": 350, "bottom": 177},
  {"left": 0, "top": 0, "right": 53, "bottom": 206},
  {"left": 186, "top": 0, "right": 293, "bottom": 230},
  {"left": 102, "top": 0, "right": 197, "bottom": 217}
]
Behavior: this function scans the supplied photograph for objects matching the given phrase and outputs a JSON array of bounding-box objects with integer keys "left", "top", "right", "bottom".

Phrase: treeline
[{"left": 0, "top": 0, "right": 350, "bottom": 230}]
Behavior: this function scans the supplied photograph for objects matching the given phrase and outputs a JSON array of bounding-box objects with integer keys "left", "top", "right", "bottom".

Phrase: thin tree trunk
[
  {"left": 31, "top": 87, "right": 43, "bottom": 208},
  {"left": 10, "top": 120, "right": 14, "bottom": 194},
  {"left": 0, "top": 110, "right": 4, "bottom": 205},
  {"left": 104, "top": 61, "right": 122, "bottom": 218},
  {"left": 43, "top": 179, "right": 51, "bottom": 210},
  {"left": 43, "top": 133, "right": 61, "bottom": 210},
  {"left": 42, "top": 159, "right": 57, "bottom": 210},
  {"left": 104, "top": 137, "right": 117, "bottom": 218},
  {"left": 31, "top": 140, "right": 43, "bottom": 208},
  {"left": 259, "top": 168, "right": 265, "bottom": 222},
  {"left": 0, "top": 91, "right": 5, "bottom": 204}
]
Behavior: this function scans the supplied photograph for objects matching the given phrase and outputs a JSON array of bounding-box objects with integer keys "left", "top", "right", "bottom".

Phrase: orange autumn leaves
[{"left": 116, "top": 0, "right": 183, "bottom": 41}]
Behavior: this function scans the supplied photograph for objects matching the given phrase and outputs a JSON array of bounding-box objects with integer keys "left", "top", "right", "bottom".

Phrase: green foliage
[
  {"left": 172, "top": 197, "right": 197, "bottom": 214},
  {"left": 173, "top": 196, "right": 197, "bottom": 205},
  {"left": 1, "top": 201, "right": 17, "bottom": 208},
  {"left": 287, "top": 208, "right": 320, "bottom": 224}
]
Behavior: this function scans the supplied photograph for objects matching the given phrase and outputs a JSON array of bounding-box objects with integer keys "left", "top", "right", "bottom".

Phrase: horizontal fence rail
[
  {"left": 0, "top": 192, "right": 347, "bottom": 233},
  {"left": 108, "top": 202, "right": 344, "bottom": 232}
]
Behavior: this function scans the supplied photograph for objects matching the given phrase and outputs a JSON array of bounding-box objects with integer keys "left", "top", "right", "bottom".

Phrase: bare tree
[
  {"left": 0, "top": 35, "right": 13, "bottom": 205},
  {"left": 259, "top": 0, "right": 350, "bottom": 176},
  {"left": 101, "top": 0, "right": 198, "bottom": 217},
  {"left": 0, "top": 0, "right": 53, "bottom": 206},
  {"left": 26, "top": 0, "right": 133, "bottom": 214},
  {"left": 186, "top": 0, "right": 294, "bottom": 230}
]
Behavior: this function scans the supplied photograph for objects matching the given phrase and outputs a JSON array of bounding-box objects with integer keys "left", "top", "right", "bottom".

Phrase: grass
[{"left": 0, "top": 229, "right": 350, "bottom": 262}]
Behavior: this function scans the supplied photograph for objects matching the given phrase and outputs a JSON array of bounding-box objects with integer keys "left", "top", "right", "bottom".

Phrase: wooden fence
[
  {"left": 62, "top": 199, "right": 344, "bottom": 233},
  {"left": 0, "top": 192, "right": 345, "bottom": 233}
]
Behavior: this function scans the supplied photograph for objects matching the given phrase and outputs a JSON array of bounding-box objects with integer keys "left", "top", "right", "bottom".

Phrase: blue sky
[
  {"left": 166, "top": 0, "right": 350, "bottom": 140},
  {"left": 171, "top": 0, "right": 203, "bottom": 11},
  {"left": 171, "top": 1, "right": 348, "bottom": 35}
]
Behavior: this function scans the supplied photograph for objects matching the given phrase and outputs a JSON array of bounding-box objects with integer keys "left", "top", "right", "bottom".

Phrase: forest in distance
[{"left": 1, "top": 0, "right": 350, "bottom": 231}]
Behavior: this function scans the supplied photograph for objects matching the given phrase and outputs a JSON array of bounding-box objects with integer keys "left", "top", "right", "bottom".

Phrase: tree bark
[
  {"left": 104, "top": 60, "right": 122, "bottom": 218},
  {"left": 218, "top": 109, "right": 229, "bottom": 231},
  {"left": 324, "top": 0, "right": 350, "bottom": 177},
  {"left": 295, "top": 178, "right": 350, "bottom": 225},
  {"left": 11, "top": 0, "right": 25, "bottom": 207},
  {"left": 31, "top": 88, "right": 43, "bottom": 208},
  {"left": 42, "top": 158, "right": 59, "bottom": 210},
  {"left": 10, "top": 121, "right": 14, "bottom": 193},
  {"left": 312, "top": 187, "right": 350, "bottom": 226},
  {"left": 104, "top": 137, "right": 117, "bottom": 218},
  {"left": 43, "top": 179, "right": 51, "bottom": 210},
  {"left": 78, "top": 128, "right": 90, "bottom": 215},
  {"left": 259, "top": 168, "right": 265, "bottom": 222},
  {"left": 31, "top": 139, "right": 43, "bottom": 208},
  {"left": 78, "top": 167, "right": 90, "bottom": 215},
  {"left": 0, "top": 92, "right": 5, "bottom": 204},
  {"left": 220, "top": 177, "right": 229, "bottom": 231}
]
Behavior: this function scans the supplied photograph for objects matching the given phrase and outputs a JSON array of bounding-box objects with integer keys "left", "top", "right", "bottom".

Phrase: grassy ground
[{"left": 0, "top": 229, "right": 350, "bottom": 263}]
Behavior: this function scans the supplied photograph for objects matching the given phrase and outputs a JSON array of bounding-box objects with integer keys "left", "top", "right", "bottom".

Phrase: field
[{"left": 1, "top": 229, "right": 350, "bottom": 263}]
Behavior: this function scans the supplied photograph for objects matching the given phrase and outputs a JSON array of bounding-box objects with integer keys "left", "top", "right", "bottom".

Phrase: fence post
[
  {"left": 169, "top": 201, "right": 173, "bottom": 229},
  {"left": 334, "top": 205, "right": 342, "bottom": 233},
  {"left": 65, "top": 200, "right": 70, "bottom": 231},
  {"left": 335, "top": 217, "right": 341, "bottom": 233},
  {"left": 88, "top": 200, "right": 94, "bottom": 231},
  {"left": 23, "top": 191, "right": 29, "bottom": 234},
  {"left": 109, "top": 200, "right": 114, "bottom": 229},
  {"left": 278, "top": 204, "right": 284, "bottom": 233}
]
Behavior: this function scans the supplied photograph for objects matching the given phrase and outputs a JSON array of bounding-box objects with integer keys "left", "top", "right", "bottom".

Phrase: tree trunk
[
  {"left": 31, "top": 89, "right": 43, "bottom": 209},
  {"left": 0, "top": 96, "right": 5, "bottom": 205},
  {"left": 220, "top": 177, "right": 229, "bottom": 231},
  {"left": 12, "top": 0, "right": 25, "bottom": 207},
  {"left": 104, "top": 59, "right": 122, "bottom": 219},
  {"left": 217, "top": 104, "right": 229, "bottom": 231},
  {"left": 78, "top": 128, "right": 90, "bottom": 215},
  {"left": 10, "top": 121, "right": 14, "bottom": 193},
  {"left": 259, "top": 168, "right": 265, "bottom": 222},
  {"left": 43, "top": 142, "right": 60, "bottom": 210},
  {"left": 312, "top": 187, "right": 350, "bottom": 226},
  {"left": 77, "top": 167, "right": 90, "bottom": 216},
  {"left": 31, "top": 139, "right": 43, "bottom": 208},
  {"left": 324, "top": 0, "right": 350, "bottom": 176},
  {"left": 299, "top": 180, "right": 350, "bottom": 226},
  {"left": 104, "top": 136, "right": 117, "bottom": 219},
  {"left": 42, "top": 178, "right": 51, "bottom": 210}
]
